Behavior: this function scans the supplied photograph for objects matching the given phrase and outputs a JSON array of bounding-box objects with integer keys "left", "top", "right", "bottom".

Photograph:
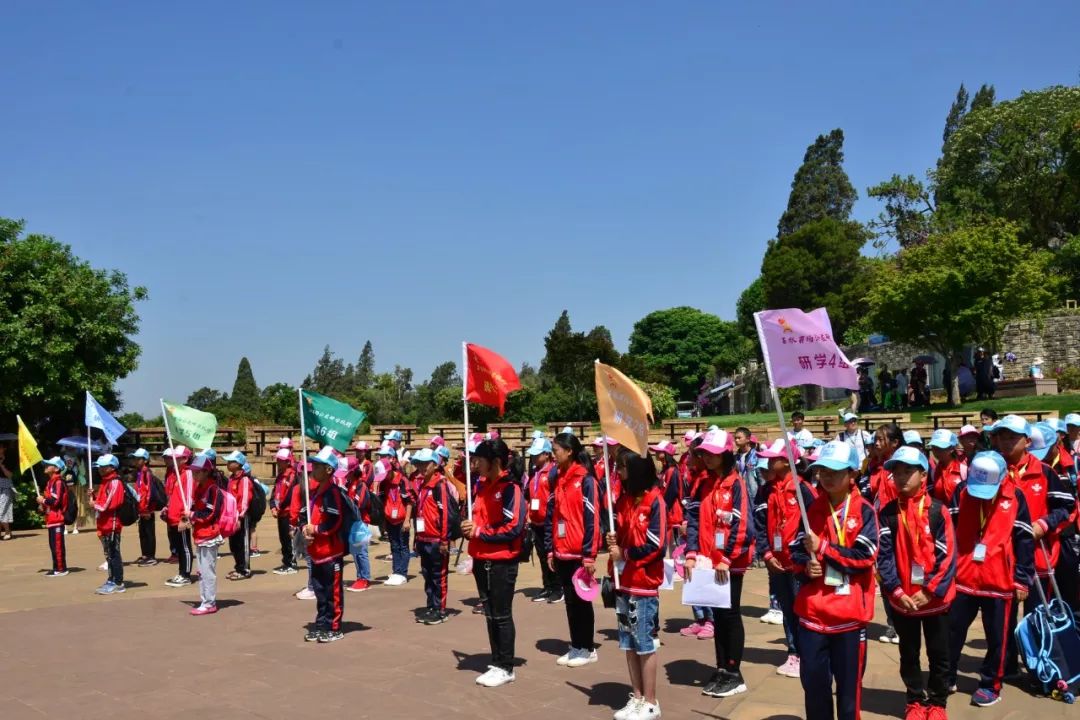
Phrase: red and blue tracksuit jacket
[
  {"left": 469, "top": 471, "right": 527, "bottom": 561},
  {"left": 791, "top": 491, "right": 879, "bottom": 634},
  {"left": 308, "top": 482, "right": 346, "bottom": 563},
  {"left": 948, "top": 479, "right": 1035, "bottom": 598},
  {"left": 930, "top": 456, "right": 964, "bottom": 505},
  {"left": 526, "top": 462, "right": 555, "bottom": 526},
  {"left": 415, "top": 474, "right": 452, "bottom": 544},
  {"left": 227, "top": 471, "right": 254, "bottom": 518},
  {"left": 1007, "top": 452, "right": 1072, "bottom": 576},
  {"left": 93, "top": 470, "right": 125, "bottom": 536},
  {"left": 754, "top": 471, "right": 817, "bottom": 571},
  {"left": 660, "top": 464, "right": 685, "bottom": 528},
  {"left": 164, "top": 466, "right": 192, "bottom": 525},
  {"left": 544, "top": 462, "right": 600, "bottom": 562},
  {"left": 43, "top": 473, "right": 67, "bottom": 528},
  {"left": 191, "top": 479, "right": 224, "bottom": 543},
  {"left": 609, "top": 487, "right": 666, "bottom": 596},
  {"left": 685, "top": 469, "right": 754, "bottom": 572},
  {"left": 878, "top": 489, "right": 957, "bottom": 616},
  {"left": 134, "top": 466, "right": 154, "bottom": 514},
  {"left": 271, "top": 466, "right": 296, "bottom": 514}
]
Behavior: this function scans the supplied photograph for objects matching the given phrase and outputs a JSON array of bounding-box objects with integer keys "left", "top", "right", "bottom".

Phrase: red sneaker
[
  {"left": 904, "top": 703, "right": 927, "bottom": 720},
  {"left": 190, "top": 605, "right": 218, "bottom": 616},
  {"left": 166, "top": 554, "right": 178, "bottom": 564},
  {"left": 346, "top": 579, "right": 370, "bottom": 593},
  {"left": 925, "top": 707, "right": 947, "bottom": 720}
]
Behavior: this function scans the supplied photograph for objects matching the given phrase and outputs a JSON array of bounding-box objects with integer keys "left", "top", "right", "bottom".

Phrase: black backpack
[
  {"left": 337, "top": 487, "right": 361, "bottom": 546},
  {"left": 62, "top": 485, "right": 78, "bottom": 525},
  {"left": 118, "top": 484, "right": 140, "bottom": 526},
  {"left": 442, "top": 482, "right": 463, "bottom": 541},
  {"left": 149, "top": 476, "right": 168, "bottom": 511},
  {"left": 249, "top": 480, "right": 267, "bottom": 523}
]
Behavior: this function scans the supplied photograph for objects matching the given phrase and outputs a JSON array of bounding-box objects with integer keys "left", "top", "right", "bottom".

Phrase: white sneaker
[
  {"left": 566, "top": 648, "right": 598, "bottom": 668},
  {"left": 384, "top": 574, "right": 406, "bottom": 586},
  {"left": 98, "top": 561, "right": 108, "bottom": 571},
  {"left": 614, "top": 694, "right": 644, "bottom": 720},
  {"left": 760, "top": 608, "right": 783, "bottom": 625},
  {"left": 628, "top": 700, "right": 661, "bottom": 719},
  {"left": 295, "top": 587, "right": 316, "bottom": 600},
  {"left": 476, "top": 665, "right": 515, "bottom": 688},
  {"left": 556, "top": 648, "right": 577, "bottom": 666}
]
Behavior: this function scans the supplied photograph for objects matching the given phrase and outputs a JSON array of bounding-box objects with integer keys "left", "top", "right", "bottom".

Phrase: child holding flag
[
  {"left": 302, "top": 447, "right": 348, "bottom": 643},
  {"left": 37, "top": 457, "right": 70, "bottom": 576},
  {"left": 92, "top": 454, "right": 126, "bottom": 595},
  {"left": 163, "top": 446, "right": 195, "bottom": 587}
]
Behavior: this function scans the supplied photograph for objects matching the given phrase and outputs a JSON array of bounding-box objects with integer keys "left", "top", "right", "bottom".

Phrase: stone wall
[{"left": 1001, "top": 311, "right": 1080, "bottom": 374}]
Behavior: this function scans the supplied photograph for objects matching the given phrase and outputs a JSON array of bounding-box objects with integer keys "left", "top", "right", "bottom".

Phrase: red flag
[{"left": 465, "top": 343, "right": 521, "bottom": 415}]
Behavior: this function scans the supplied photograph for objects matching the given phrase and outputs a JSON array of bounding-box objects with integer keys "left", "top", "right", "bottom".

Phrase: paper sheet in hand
[
  {"left": 680, "top": 567, "right": 731, "bottom": 608},
  {"left": 660, "top": 559, "right": 677, "bottom": 591}
]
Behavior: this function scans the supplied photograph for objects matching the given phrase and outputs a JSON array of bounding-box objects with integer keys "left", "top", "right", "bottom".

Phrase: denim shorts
[{"left": 617, "top": 593, "right": 660, "bottom": 655}]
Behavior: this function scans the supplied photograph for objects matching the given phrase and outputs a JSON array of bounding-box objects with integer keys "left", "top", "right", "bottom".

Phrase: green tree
[
  {"left": 866, "top": 220, "right": 1060, "bottom": 404},
  {"left": 355, "top": 341, "right": 375, "bottom": 389},
  {"left": 260, "top": 382, "right": 299, "bottom": 426},
  {"left": 760, "top": 218, "right": 869, "bottom": 338},
  {"left": 230, "top": 357, "right": 260, "bottom": 415},
  {"left": 0, "top": 218, "right": 146, "bottom": 432},
  {"left": 735, "top": 278, "right": 766, "bottom": 343},
  {"left": 303, "top": 346, "right": 350, "bottom": 396},
  {"left": 538, "top": 311, "right": 619, "bottom": 419},
  {"left": 935, "top": 85, "right": 1080, "bottom": 247},
  {"left": 969, "top": 84, "right": 996, "bottom": 113},
  {"left": 186, "top": 387, "right": 227, "bottom": 411},
  {"left": 627, "top": 307, "right": 751, "bottom": 399},
  {"left": 866, "top": 174, "right": 936, "bottom": 249},
  {"left": 777, "top": 129, "right": 857, "bottom": 237},
  {"left": 1052, "top": 234, "right": 1080, "bottom": 303},
  {"left": 941, "top": 83, "right": 970, "bottom": 150}
]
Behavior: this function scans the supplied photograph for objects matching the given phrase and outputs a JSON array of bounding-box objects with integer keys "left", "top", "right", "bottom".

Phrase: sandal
[{"left": 226, "top": 571, "right": 241, "bottom": 581}]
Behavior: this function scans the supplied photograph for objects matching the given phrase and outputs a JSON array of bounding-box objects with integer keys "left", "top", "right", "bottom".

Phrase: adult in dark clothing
[{"left": 973, "top": 348, "right": 995, "bottom": 400}]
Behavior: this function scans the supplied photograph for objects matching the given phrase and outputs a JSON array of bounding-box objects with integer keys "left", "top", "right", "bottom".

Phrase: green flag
[
  {"left": 162, "top": 401, "right": 218, "bottom": 450},
  {"left": 301, "top": 389, "right": 365, "bottom": 453}
]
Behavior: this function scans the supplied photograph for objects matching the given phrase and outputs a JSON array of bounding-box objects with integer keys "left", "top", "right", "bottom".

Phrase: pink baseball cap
[
  {"left": 683, "top": 430, "right": 696, "bottom": 443},
  {"left": 649, "top": 440, "right": 677, "bottom": 456},
  {"left": 571, "top": 566, "right": 601, "bottom": 602},
  {"left": 758, "top": 438, "right": 802, "bottom": 460},
  {"left": 672, "top": 545, "right": 687, "bottom": 579},
  {"left": 373, "top": 459, "right": 389, "bottom": 484},
  {"left": 344, "top": 456, "right": 359, "bottom": 472},
  {"left": 275, "top": 448, "right": 292, "bottom": 462},
  {"left": 352, "top": 441, "right": 369, "bottom": 451},
  {"left": 959, "top": 425, "right": 980, "bottom": 437},
  {"left": 697, "top": 429, "right": 734, "bottom": 455},
  {"left": 429, "top": 435, "right": 445, "bottom": 447},
  {"left": 277, "top": 437, "right": 294, "bottom": 449}
]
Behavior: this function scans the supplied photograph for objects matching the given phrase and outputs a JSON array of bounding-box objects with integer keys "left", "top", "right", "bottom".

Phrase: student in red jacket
[
  {"left": 130, "top": 448, "right": 158, "bottom": 566},
  {"left": 463, "top": 439, "right": 527, "bottom": 688},
  {"left": 223, "top": 451, "right": 254, "bottom": 580},
  {"left": 302, "top": 447, "right": 348, "bottom": 643},
  {"left": 928, "top": 431, "right": 964, "bottom": 506},
  {"left": 380, "top": 444, "right": 413, "bottom": 586},
  {"left": 92, "top": 454, "right": 126, "bottom": 595},
  {"left": 685, "top": 429, "right": 755, "bottom": 699},
  {"left": 545, "top": 432, "right": 601, "bottom": 668},
  {"left": 605, "top": 452, "right": 666, "bottom": 720},
  {"left": 946, "top": 449, "right": 1035, "bottom": 707},
  {"left": 288, "top": 467, "right": 320, "bottom": 600},
  {"left": 36, "top": 457, "right": 70, "bottom": 577},
  {"left": 163, "top": 445, "right": 195, "bottom": 587},
  {"left": 179, "top": 454, "right": 224, "bottom": 616},
  {"left": 878, "top": 447, "right": 957, "bottom": 720},
  {"left": 791, "top": 441, "right": 879, "bottom": 720},
  {"left": 754, "top": 438, "right": 817, "bottom": 679},
  {"left": 345, "top": 457, "right": 373, "bottom": 594},
  {"left": 411, "top": 449, "right": 452, "bottom": 624},
  {"left": 270, "top": 448, "right": 299, "bottom": 575},
  {"left": 650, "top": 441, "right": 685, "bottom": 539},
  {"left": 525, "top": 438, "right": 561, "bottom": 603}
]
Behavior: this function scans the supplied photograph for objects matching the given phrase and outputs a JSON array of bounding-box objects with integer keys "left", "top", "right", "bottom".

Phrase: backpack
[
  {"left": 118, "top": 484, "right": 140, "bottom": 527},
  {"left": 248, "top": 480, "right": 267, "bottom": 524},
  {"left": 366, "top": 485, "right": 385, "bottom": 526},
  {"left": 442, "top": 482, "right": 463, "bottom": 541},
  {"left": 217, "top": 488, "right": 240, "bottom": 537},
  {"left": 62, "top": 484, "right": 78, "bottom": 525},
  {"left": 384, "top": 484, "right": 407, "bottom": 524},
  {"left": 149, "top": 476, "right": 168, "bottom": 511},
  {"left": 337, "top": 487, "right": 362, "bottom": 547}
]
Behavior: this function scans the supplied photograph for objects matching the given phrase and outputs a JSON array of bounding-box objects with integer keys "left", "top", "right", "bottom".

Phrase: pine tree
[
  {"left": 969, "top": 84, "right": 995, "bottom": 113},
  {"left": 942, "top": 83, "right": 969, "bottom": 150},
  {"left": 355, "top": 341, "right": 375, "bottom": 389},
  {"left": 230, "top": 357, "right": 260, "bottom": 414},
  {"left": 776, "top": 129, "right": 857, "bottom": 238}
]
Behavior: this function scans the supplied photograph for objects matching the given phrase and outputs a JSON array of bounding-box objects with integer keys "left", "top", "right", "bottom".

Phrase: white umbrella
[{"left": 851, "top": 357, "right": 875, "bottom": 367}]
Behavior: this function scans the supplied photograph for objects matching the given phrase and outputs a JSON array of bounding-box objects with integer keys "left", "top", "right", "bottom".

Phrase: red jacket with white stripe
[
  {"left": 308, "top": 482, "right": 346, "bottom": 564},
  {"left": 609, "top": 487, "right": 667, "bottom": 596},
  {"left": 754, "top": 471, "right": 817, "bottom": 571},
  {"left": 469, "top": 471, "right": 526, "bottom": 561},
  {"left": 544, "top": 462, "right": 600, "bottom": 562},
  {"left": 190, "top": 479, "right": 224, "bottom": 543},
  {"left": 526, "top": 463, "right": 555, "bottom": 526},
  {"left": 271, "top": 466, "right": 296, "bottom": 513},
  {"left": 878, "top": 489, "right": 957, "bottom": 616},
  {"left": 135, "top": 466, "right": 154, "bottom": 514},
  {"left": 43, "top": 473, "right": 67, "bottom": 528},
  {"left": 227, "top": 470, "right": 254, "bottom": 517},
  {"left": 93, "top": 470, "right": 125, "bottom": 536},
  {"left": 685, "top": 469, "right": 754, "bottom": 572},
  {"left": 415, "top": 473, "right": 452, "bottom": 543},
  {"left": 164, "top": 466, "right": 192, "bottom": 525},
  {"left": 1007, "top": 453, "right": 1073, "bottom": 576},
  {"left": 949, "top": 479, "right": 1035, "bottom": 598},
  {"left": 792, "top": 490, "right": 879, "bottom": 634}
]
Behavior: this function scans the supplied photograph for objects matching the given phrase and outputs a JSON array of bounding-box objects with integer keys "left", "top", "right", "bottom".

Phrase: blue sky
[{"left": 3, "top": 2, "right": 1078, "bottom": 415}]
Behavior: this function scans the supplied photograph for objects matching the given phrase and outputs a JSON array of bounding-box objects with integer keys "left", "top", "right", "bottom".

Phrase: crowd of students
[{"left": 31, "top": 411, "right": 1080, "bottom": 720}]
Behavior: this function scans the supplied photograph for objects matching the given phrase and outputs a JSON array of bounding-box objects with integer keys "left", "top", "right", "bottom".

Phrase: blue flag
[{"left": 85, "top": 391, "right": 127, "bottom": 445}]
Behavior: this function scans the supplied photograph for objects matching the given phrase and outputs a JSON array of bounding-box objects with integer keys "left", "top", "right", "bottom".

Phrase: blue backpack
[{"left": 1015, "top": 594, "right": 1080, "bottom": 698}]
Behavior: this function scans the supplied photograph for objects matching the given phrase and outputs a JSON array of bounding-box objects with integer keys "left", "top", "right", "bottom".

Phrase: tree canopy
[
  {"left": 230, "top": 357, "right": 260, "bottom": 415},
  {"left": 776, "top": 129, "right": 858, "bottom": 238}
]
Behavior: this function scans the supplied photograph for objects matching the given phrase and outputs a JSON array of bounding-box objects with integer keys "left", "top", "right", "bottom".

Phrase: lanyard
[
  {"left": 899, "top": 495, "right": 926, "bottom": 551},
  {"left": 829, "top": 493, "right": 853, "bottom": 545}
]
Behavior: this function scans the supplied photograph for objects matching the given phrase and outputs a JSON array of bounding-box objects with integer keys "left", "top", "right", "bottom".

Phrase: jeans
[
  {"left": 138, "top": 515, "right": 156, "bottom": 558},
  {"left": 556, "top": 559, "right": 595, "bottom": 651},
  {"left": 772, "top": 571, "right": 801, "bottom": 655},
  {"left": 617, "top": 593, "right": 660, "bottom": 655},
  {"left": 311, "top": 558, "right": 344, "bottom": 632},
  {"left": 352, "top": 541, "right": 371, "bottom": 581},
  {"left": 387, "top": 523, "right": 410, "bottom": 577},
  {"left": 197, "top": 542, "right": 219, "bottom": 607},
  {"left": 474, "top": 559, "right": 519, "bottom": 671},
  {"left": 692, "top": 605, "right": 715, "bottom": 623},
  {"left": 100, "top": 532, "right": 123, "bottom": 585}
]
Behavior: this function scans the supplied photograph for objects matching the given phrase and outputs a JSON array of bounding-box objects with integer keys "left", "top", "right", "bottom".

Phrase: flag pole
[
  {"left": 159, "top": 400, "right": 189, "bottom": 511},
  {"left": 601, "top": 436, "right": 620, "bottom": 591},
  {"left": 462, "top": 342, "right": 473, "bottom": 518},
  {"left": 298, "top": 388, "right": 312, "bottom": 516},
  {"left": 29, "top": 465, "right": 40, "bottom": 497},
  {"left": 86, "top": 425, "right": 94, "bottom": 494}
]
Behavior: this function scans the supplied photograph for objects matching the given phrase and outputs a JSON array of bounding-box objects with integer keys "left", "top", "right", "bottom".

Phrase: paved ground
[{"left": 0, "top": 526, "right": 1070, "bottom": 719}]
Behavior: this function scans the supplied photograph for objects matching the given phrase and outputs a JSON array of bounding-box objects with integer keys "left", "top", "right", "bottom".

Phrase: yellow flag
[
  {"left": 594, "top": 361, "right": 654, "bottom": 456},
  {"left": 17, "top": 415, "right": 43, "bottom": 474}
]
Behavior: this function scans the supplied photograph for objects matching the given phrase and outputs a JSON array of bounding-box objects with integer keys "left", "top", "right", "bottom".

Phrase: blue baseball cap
[
  {"left": 242, "top": 462, "right": 252, "bottom": 474},
  {"left": 884, "top": 446, "right": 929, "bottom": 472},
  {"left": 532, "top": 430, "right": 546, "bottom": 440},
  {"left": 841, "top": 412, "right": 859, "bottom": 423},
  {"left": 128, "top": 448, "right": 150, "bottom": 460},
  {"left": 94, "top": 453, "right": 119, "bottom": 468},
  {"left": 1065, "top": 413, "right": 1080, "bottom": 428},
  {"left": 376, "top": 443, "right": 396, "bottom": 457},
  {"left": 809, "top": 441, "right": 859, "bottom": 471},
  {"left": 42, "top": 456, "right": 65, "bottom": 470},
  {"left": 411, "top": 448, "right": 436, "bottom": 464},
  {"left": 386, "top": 430, "right": 403, "bottom": 442},
  {"left": 966, "top": 451, "right": 1007, "bottom": 500},
  {"left": 201, "top": 448, "right": 218, "bottom": 460},
  {"left": 434, "top": 446, "right": 451, "bottom": 462},
  {"left": 755, "top": 456, "right": 770, "bottom": 471},
  {"left": 308, "top": 446, "right": 340, "bottom": 470},
  {"left": 903, "top": 430, "right": 924, "bottom": 446},
  {"left": 1048, "top": 418, "right": 1067, "bottom": 435},
  {"left": 927, "top": 430, "right": 957, "bottom": 450},
  {"left": 223, "top": 450, "right": 247, "bottom": 465},
  {"left": 1029, "top": 422, "right": 1056, "bottom": 461},
  {"left": 527, "top": 438, "right": 553, "bottom": 456},
  {"left": 989, "top": 414, "right": 1032, "bottom": 438},
  {"left": 189, "top": 453, "right": 213, "bottom": 471}
]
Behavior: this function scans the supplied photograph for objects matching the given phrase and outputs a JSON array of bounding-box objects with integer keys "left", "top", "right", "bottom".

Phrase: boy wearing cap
[
  {"left": 927, "top": 431, "right": 964, "bottom": 505},
  {"left": 957, "top": 426, "right": 981, "bottom": 466},
  {"left": 163, "top": 447, "right": 195, "bottom": 587},
  {"left": 526, "top": 438, "right": 561, "bottom": 602},
  {"left": 754, "top": 439, "right": 817, "bottom": 679},
  {"left": 179, "top": 454, "right": 225, "bottom": 616},
  {"left": 837, "top": 413, "right": 873, "bottom": 467},
  {"left": 946, "top": 449, "right": 1035, "bottom": 707},
  {"left": 791, "top": 441, "right": 879, "bottom": 720},
  {"left": 36, "top": 457, "right": 70, "bottom": 577},
  {"left": 380, "top": 444, "right": 413, "bottom": 586},
  {"left": 412, "top": 449, "right": 452, "bottom": 624},
  {"left": 877, "top": 447, "right": 957, "bottom": 720},
  {"left": 303, "top": 448, "right": 348, "bottom": 643},
  {"left": 92, "top": 455, "right": 127, "bottom": 594},
  {"left": 271, "top": 449, "right": 299, "bottom": 575},
  {"left": 225, "top": 451, "right": 254, "bottom": 581},
  {"left": 131, "top": 448, "right": 158, "bottom": 566}
]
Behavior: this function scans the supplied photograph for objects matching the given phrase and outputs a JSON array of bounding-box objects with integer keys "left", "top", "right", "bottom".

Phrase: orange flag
[{"left": 594, "top": 361, "right": 653, "bottom": 456}]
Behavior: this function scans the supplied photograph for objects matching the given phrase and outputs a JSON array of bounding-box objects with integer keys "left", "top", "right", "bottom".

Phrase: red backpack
[{"left": 383, "top": 481, "right": 407, "bottom": 525}]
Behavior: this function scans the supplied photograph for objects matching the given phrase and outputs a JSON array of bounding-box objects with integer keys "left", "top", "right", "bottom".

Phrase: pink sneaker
[
  {"left": 696, "top": 621, "right": 715, "bottom": 639},
  {"left": 190, "top": 605, "right": 218, "bottom": 616},
  {"left": 680, "top": 622, "right": 703, "bottom": 637},
  {"left": 776, "top": 654, "right": 800, "bottom": 677}
]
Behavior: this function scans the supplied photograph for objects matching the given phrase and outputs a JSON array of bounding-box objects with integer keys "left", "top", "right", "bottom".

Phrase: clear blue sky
[{"left": 3, "top": 2, "right": 1078, "bottom": 415}]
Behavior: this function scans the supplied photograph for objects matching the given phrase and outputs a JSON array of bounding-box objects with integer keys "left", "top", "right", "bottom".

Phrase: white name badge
[
  {"left": 835, "top": 579, "right": 851, "bottom": 596},
  {"left": 824, "top": 564, "right": 846, "bottom": 588},
  {"left": 391, "top": 508, "right": 399, "bottom": 520},
  {"left": 910, "top": 563, "right": 925, "bottom": 585},
  {"left": 415, "top": 518, "right": 426, "bottom": 534},
  {"left": 531, "top": 498, "right": 541, "bottom": 511},
  {"left": 773, "top": 533, "right": 783, "bottom": 552},
  {"left": 557, "top": 521, "right": 567, "bottom": 538},
  {"left": 973, "top": 543, "right": 987, "bottom": 563},
  {"left": 715, "top": 531, "right": 725, "bottom": 548}
]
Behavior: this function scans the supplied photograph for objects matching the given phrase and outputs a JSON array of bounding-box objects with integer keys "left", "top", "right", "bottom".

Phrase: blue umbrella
[{"left": 56, "top": 436, "right": 111, "bottom": 454}]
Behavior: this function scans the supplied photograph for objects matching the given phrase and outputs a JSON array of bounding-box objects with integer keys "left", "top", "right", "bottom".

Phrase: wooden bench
[
  {"left": 246, "top": 426, "right": 299, "bottom": 456},
  {"left": 798, "top": 417, "right": 834, "bottom": 436},
  {"left": 370, "top": 425, "right": 419, "bottom": 444},
  {"left": 661, "top": 419, "right": 710, "bottom": 440},
  {"left": 859, "top": 413, "right": 911, "bottom": 430},
  {"left": 120, "top": 427, "right": 245, "bottom": 455},
  {"left": 489, "top": 423, "right": 536, "bottom": 442},
  {"left": 546, "top": 421, "right": 593, "bottom": 438},
  {"left": 428, "top": 424, "right": 474, "bottom": 443},
  {"left": 928, "top": 412, "right": 976, "bottom": 430}
]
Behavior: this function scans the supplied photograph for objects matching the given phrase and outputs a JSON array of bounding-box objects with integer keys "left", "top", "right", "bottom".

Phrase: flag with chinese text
[
  {"left": 754, "top": 308, "right": 859, "bottom": 390},
  {"left": 301, "top": 390, "right": 366, "bottom": 453},
  {"left": 595, "top": 361, "right": 653, "bottom": 456},
  {"left": 162, "top": 401, "right": 218, "bottom": 450}
]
